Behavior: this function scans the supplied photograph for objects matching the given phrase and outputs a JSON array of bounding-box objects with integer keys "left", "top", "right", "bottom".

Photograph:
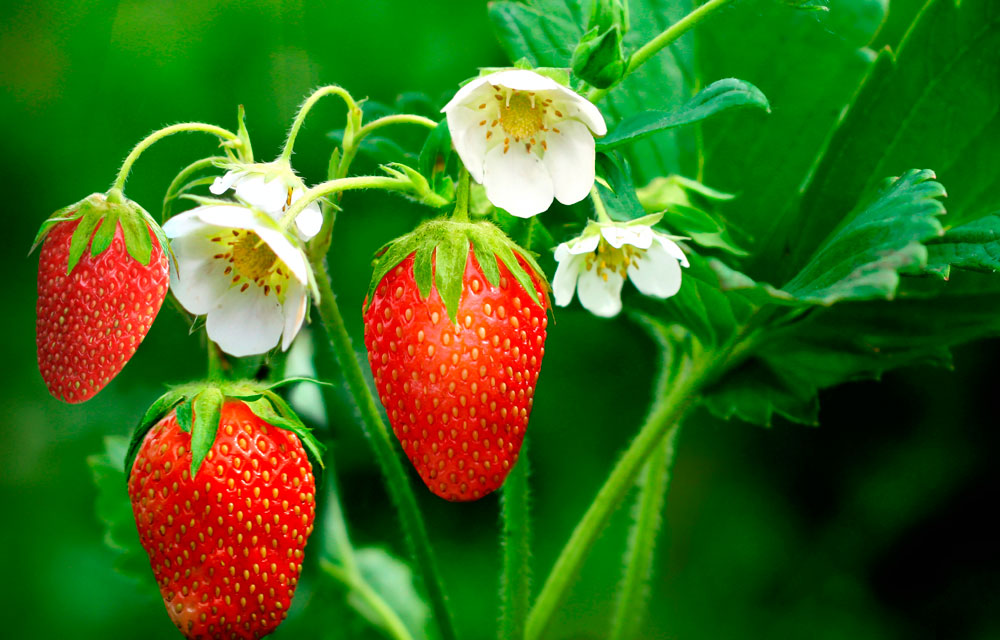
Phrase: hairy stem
[
  {"left": 452, "top": 166, "right": 471, "bottom": 223},
  {"left": 280, "top": 175, "right": 416, "bottom": 228},
  {"left": 111, "top": 123, "right": 240, "bottom": 193},
  {"left": 281, "top": 85, "right": 358, "bottom": 162},
  {"left": 311, "top": 263, "right": 456, "bottom": 640},
  {"left": 499, "top": 441, "right": 532, "bottom": 640},
  {"left": 525, "top": 344, "right": 715, "bottom": 640},
  {"left": 162, "top": 156, "right": 227, "bottom": 221},
  {"left": 609, "top": 425, "right": 681, "bottom": 640},
  {"left": 588, "top": 0, "right": 738, "bottom": 103}
]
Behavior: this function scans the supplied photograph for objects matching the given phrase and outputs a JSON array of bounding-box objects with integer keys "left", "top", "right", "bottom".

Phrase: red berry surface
[
  {"left": 128, "top": 400, "right": 316, "bottom": 640},
  {"left": 36, "top": 218, "right": 168, "bottom": 402},
  {"left": 364, "top": 250, "right": 548, "bottom": 501}
]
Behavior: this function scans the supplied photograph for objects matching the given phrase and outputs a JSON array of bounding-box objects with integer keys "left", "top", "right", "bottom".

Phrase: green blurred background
[{"left": 2, "top": 1, "right": 997, "bottom": 638}]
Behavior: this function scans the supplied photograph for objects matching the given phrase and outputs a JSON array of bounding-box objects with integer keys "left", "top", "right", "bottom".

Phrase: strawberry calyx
[
  {"left": 364, "top": 218, "right": 550, "bottom": 325},
  {"left": 125, "top": 379, "right": 326, "bottom": 481},
  {"left": 31, "top": 190, "right": 172, "bottom": 275}
]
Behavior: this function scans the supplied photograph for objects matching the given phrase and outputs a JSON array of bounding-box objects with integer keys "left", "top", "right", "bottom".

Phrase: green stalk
[
  {"left": 609, "top": 425, "right": 682, "bottom": 640},
  {"left": 311, "top": 263, "right": 457, "bottom": 640},
  {"left": 587, "top": 0, "right": 739, "bottom": 103},
  {"left": 321, "top": 561, "right": 415, "bottom": 640},
  {"left": 110, "top": 122, "right": 240, "bottom": 193},
  {"left": 280, "top": 85, "right": 358, "bottom": 162},
  {"left": 524, "top": 347, "right": 715, "bottom": 640},
  {"left": 499, "top": 441, "right": 532, "bottom": 640}
]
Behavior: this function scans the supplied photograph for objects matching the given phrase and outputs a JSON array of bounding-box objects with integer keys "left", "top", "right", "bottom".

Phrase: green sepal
[
  {"left": 235, "top": 104, "right": 254, "bottom": 162},
  {"left": 364, "top": 219, "right": 550, "bottom": 325},
  {"left": 124, "top": 379, "right": 327, "bottom": 484},
  {"left": 190, "top": 388, "right": 224, "bottom": 478},
  {"left": 175, "top": 398, "right": 194, "bottom": 433},
  {"left": 90, "top": 206, "right": 121, "bottom": 257},
  {"left": 67, "top": 210, "right": 102, "bottom": 275},
  {"left": 29, "top": 200, "right": 86, "bottom": 255}
]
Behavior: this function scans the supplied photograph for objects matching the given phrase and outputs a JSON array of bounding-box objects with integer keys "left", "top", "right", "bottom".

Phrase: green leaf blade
[{"left": 190, "top": 388, "right": 224, "bottom": 478}]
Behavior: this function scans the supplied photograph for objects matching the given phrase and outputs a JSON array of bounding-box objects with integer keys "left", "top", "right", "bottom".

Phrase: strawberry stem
[
  {"left": 311, "top": 261, "right": 458, "bottom": 640},
  {"left": 111, "top": 122, "right": 242, "bottom": 193},
  {"left": 499, "top": 440, "right": 533, "bottom": 640},
  {"left": 280, "top": 85, "right": 358, "bottom": 162},
  {"left": 590, "top": 185, "right": 614, "bottom": 223},
  {"left": 452, "top": 166, "right": 471, "bottom": 223}
]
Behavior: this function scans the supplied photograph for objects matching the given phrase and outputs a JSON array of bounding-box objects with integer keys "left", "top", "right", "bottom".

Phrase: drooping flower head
[
  {"left": 443, "top": 69, "right": 607, "bottom": 218},
  {"left": 210, "top": 161, "right": 323, "bottom": 241},
  {"left": 163, "top": 204, "right": 314, "bottom": 357},
  {"left": 553, "top": 215, "right": 689, "bottom": 318}
]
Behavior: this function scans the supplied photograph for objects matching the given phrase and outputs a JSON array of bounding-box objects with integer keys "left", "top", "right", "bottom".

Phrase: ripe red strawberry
[
  {"left": 363, "top": 220, "right": 548, "bottom": 501},
  {"left": 34, "top": 193, "right": 169, "bottom": 403},
  {"left": 128, "top": 396, "right": 317, "bottom": 640}
]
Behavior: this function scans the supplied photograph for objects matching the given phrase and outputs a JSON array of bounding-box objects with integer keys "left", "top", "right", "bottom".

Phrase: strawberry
[
  {"left": 126, "top": 383, "right": 323, "bottom": 640},
  {"left": 363, "top": 220, "right": 549, "bottom": 501},
  {"left": 33, "top": 192, "right": 170, "bottom": 403}
]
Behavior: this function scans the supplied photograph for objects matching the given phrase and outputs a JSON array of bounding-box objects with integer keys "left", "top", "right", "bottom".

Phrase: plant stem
[
  {"left": 452, "top": 167, "right": 471, "bottom": 223},
  {"left": 280, "top": 85, "right": 358, "bottom": 162},
  {"left": 162, "top": 156, "right": 227, "bottom": 221},
  {"left": 587, "top": 0, "right": 737, "bottom": 103},
  {"left": 499, "top": 441, "right": 532, "bottom": 640},
  {"left": 524, "top": 345, "right": 714, "bottom": 640},
  {"left": 311, "top": 262, "right": 457, "bottom": 640},
  {"left": 320, "top": 560, "right": 416, "bottom": 640},
  {"left": 591, "top": 186, "right": 613, "bottom": 223},
  {"left": 111, "top": 123, "right": 240, "bottom": 192},
  {"left": 280, "top": 175, "right": 417, "bottom": 228},
  {"left": 609, "top": 425, "right": 681, "bottom": 640},
  {"left": 357, "top": 113, "right": 438, "bottom": 139}
]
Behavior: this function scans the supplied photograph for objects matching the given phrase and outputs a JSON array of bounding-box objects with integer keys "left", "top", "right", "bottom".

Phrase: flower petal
[
  {"left": 577, "top": 268, "right": 624, "bottom": 318},
  {"left": 485, "top": 69, "right": 564, "bottom": 93},
  {"left": 482, "top": 144, "right": 554, "bottom": 218},
  {"left": 627, "top": 242, "right": 683, "bottom": 299},
  {"left": 191, "top": 204, "right": 265, "bottom": 230},
  {"left": 254, "top": 227, "right": 310, "bottom": 284},
  {"left": 293, "top": 198, "right": 323, "bottom": 240},
  {"left": 552, "top": 252, "right": 584, "bottom": 307},
  {"left": 655, "top": 234, "right": 689, "bottom": 267},
  {"left": 566, "top": 232, "right": 600, "bottom": 255},
  {"left": 446, "top": 105, "right": 490, "bottom": 183},
  {"left": 206, "top": 287, "right": 284, "bottom": 357},
  {"left": 169, "top": 236, "right": 231, "bottom": 315},
  {"left": 281, "top": 278, "right": 308, "bottom": 351},
  {"left": 209, "top": 170, "right": 241, "bottom": 196},
  {"left": 162, "top": 209, "right": 211, "bottom": 238},
  {"left": 551, "top": 86, "right": 607, "bottom": 135},
  {"left": 233, "top": 174, "right": 290, "bottom": 216},
  {"left": 600, "top": 223, "right": 653, "bottom": 250},
  {"left": 441, "top": 75, "right": 493, "bottom": 112},
  {"left": 543, "top": 120, "right": 596, "bottom": 206}
]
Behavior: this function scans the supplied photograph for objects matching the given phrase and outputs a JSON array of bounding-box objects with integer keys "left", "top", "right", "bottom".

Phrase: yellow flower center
[
  {"left": 499, "top": 92, "right": 543, "bottom": 141},
  {"left": 210, "top": 229, "right": 290, "bottom": 298},
  {"left": 232, "top": 232, "right": 278, "bottom": 282},
  {"left": 584, "top": 239, "right": 643, "bottom": 281}
]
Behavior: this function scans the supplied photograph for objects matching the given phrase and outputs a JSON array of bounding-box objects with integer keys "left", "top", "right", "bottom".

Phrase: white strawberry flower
[
  {"left": 163, "top": 204, "right": 314, "bottom": 357},
  {"left": 210, "top": 161, "right": 323, "bottom": 240},
  {"left": 552, "top": 215, "right": 689, "bottom": 318},
  {"left": 442, "top": 69, "right": 607, "bottom": 218}
]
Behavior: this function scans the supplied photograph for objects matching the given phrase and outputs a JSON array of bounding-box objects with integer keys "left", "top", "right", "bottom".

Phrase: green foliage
[{"left": 927, "top": 213, "right": 1000, "bottom": 277}]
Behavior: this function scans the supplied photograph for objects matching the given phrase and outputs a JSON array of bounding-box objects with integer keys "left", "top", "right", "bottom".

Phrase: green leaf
[
  {"left": 780, "top": 0, "right": 1000, "bottom": 280},
  {"left": 190, "top": 387, "right": 224, "bottom": 478},
  {"left": 124, "top": 388, "right": 184, "bottom": 478},
  {"left": 926, "top": 213, "right": 1000, "bottom": 277},
  {"left": 353, "top": 548, "right": 431, "bottom": 640},
  {"left": 434, "top": 234, "right": 470, "bottom": 325},
  {"left": 698, "top": 0, "right": 887, "bottom": 271},
  {"left": 88, "top": 436, "right": 159, "bottom": 592},
  {"left": 597, "top": 78, "right": 769, "bottom": 150},
  {"left": 781, "top": 169, "right": 946, "bottom": 304}
]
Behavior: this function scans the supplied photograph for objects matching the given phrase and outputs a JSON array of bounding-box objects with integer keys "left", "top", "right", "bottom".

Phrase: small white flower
[
  {"left": 163, "top": 204, "right": 313, "bottom": 357},
  {"left": 553, "top": 217, "right": 689, "bottom": 318},
  {"left": 210, "top": 161, "right": 323, "bottom": 240},
  {"left": 442, "top": 69, "right": 607, "bottom": 218}
]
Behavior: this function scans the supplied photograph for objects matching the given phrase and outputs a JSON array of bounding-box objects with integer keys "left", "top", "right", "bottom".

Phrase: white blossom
[
  {"left": 442, "top": 69, "right": 607, "bottom": 218},
  {"left": 553, "top": 218, "right": 688, "bottom": 318},
  {"left": 210, "top": 162, "right": 323, "bottom": 240},
  {"left": 163, "top": 204, "right": 313, "bottom": 357}
]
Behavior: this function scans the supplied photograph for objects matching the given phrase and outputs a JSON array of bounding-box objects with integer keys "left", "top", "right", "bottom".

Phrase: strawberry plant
[{"left": 16, "top": 0, "right": 999, "bottom": 638}]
